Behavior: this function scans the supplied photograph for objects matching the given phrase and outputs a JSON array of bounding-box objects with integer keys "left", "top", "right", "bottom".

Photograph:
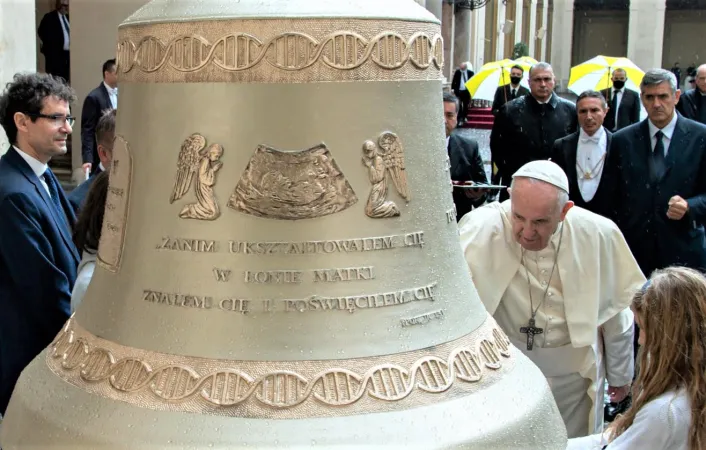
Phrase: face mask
[
  {"left": 510, "top": 76, "right": 522, "bottom": 85},
  {"left": 613, "top": 80, "right": 625, "bottom": 89}
]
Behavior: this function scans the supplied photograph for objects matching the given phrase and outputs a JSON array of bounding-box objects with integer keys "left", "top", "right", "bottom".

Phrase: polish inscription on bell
[
  {"left": 155, "top": 232, "right": 424, "bottom": 254},
  {"left": 97, "top": 134, "right": 132, "bottom": 272}
]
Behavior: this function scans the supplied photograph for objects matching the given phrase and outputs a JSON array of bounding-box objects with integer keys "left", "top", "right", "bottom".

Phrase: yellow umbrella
[
  {"left": 464, "top": 58, "right": 534, "bottom": 101},
  {"left": 568, "top": 55, "right": 645, "bottom": 95}
]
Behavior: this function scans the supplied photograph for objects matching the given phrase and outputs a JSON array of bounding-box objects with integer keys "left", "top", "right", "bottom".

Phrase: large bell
[{"left": 0, "top": 1, "right": 566, "bottom": 448}]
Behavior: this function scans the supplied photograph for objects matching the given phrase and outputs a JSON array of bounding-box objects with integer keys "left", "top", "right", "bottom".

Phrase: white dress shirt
[
  {"left": 648, "top": 112, "right": 678, "bottom": 156},
  {"left": 59, "top": 12, "right": 70, "bottom": 51},
  {"left": 459, "top": 70, "right": 468, "bottom": 91},
  {"left": 104, "top": 82, "right": 118, "bottom": 109},
  {"left": 575, "top": 126, "right": 607, "bottom": 202},
  {"left": 13, "top": 146, "right": 51, "bottom": 197}
]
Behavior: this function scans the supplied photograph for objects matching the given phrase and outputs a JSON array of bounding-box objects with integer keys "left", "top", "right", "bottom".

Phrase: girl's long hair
[
  {"left": 72, "top": 171, "right": 110, "bottom": 253},
  {"left": 608, "top": 266, "right": 706, "bottom": 450}
]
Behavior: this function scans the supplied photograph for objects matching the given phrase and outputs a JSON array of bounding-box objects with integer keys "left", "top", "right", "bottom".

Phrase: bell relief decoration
[
  {"left": 361, "top": 132, "right": 410, "bottom": 218},
  {"left": 227, "top": 143, "right": 358, "bottom": 220},
  {"left": 170, "top": 133, "right": 225, "bottom": 221}
]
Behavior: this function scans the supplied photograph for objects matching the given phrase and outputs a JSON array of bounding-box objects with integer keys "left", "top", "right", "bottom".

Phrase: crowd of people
[{"left": 447, "top": 61, "right": 706, "bottom": 449}]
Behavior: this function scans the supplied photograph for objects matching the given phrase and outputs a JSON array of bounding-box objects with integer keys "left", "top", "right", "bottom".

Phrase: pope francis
[{"left": 458, "top": 160, "right": 645, "bottom": 438}]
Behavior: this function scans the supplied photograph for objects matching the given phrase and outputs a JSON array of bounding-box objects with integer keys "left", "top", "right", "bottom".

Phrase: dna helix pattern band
[
  {"left": 46, "top": 319, "right": 511, "bottom": 416},
  {"left": 116, "top": 30, "right": 443, "bottom": 75}
]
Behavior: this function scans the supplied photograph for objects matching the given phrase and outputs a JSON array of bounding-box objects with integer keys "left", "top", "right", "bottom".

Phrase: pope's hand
[
  {"left": 608, "top": 384, "right": 631, "bottom": 403},
  {"left": 667, "top": 195, "right": 689, "bottom": 220}
]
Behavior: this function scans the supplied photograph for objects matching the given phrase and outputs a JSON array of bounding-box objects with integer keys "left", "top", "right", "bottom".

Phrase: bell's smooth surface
[{"left": 1, "top": 1, "right": 567, "bottom": 448}]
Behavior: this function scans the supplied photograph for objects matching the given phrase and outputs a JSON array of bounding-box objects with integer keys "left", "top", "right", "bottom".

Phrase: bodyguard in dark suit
[
  {"left": 491, "top": 62, "right": 578, "bottom": 201},
  {"left": 491, "top": 65, "right": 530, "bottom": 116},
  {"left": 443, "top": 92, "right": 488, "bottom": 220},
  {"left": 0, "top": 73, "right": 80, "bottom": 414},
  {"left": 69, "top": 108, "right": 116, "bottom": 211},
  {"left": 600, "top": 69, "right": 641, "bottom": 132},
  {"left": 37, "top": 0, "right": 71, "bottom": 82},
  {"left": 611, "top": 69, "right": 706, "bottom": 278},
  {"left": 676, "top": 64, "right": 706, "bottom": 125},
  {"left": 552, "top": 90, "right": 617, "bottom": 221},
  {"left": 81, "top": 59, "right": 118, "bottom": 175}
]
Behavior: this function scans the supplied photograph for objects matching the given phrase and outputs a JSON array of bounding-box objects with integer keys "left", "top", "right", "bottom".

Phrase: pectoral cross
[{"left": 520, "top": 318, "right": 543, "bottom": 351}]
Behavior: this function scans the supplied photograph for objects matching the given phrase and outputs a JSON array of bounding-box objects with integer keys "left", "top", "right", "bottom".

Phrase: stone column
[
  {"left": 454, "top": 6, "right": 472, "bottom": 68},
  {"left": 514, "top": 0, "right": 524, "bottom": 49},
  {"left": 0, "top": 0, "right": 37, "bottom": 154},
  {"left": 627, "top": 0, "right": 667, "bottom": 71},
  {"left": 528, "top": 0, "right": 538, "bottom": 57},
  {"left": 425, "top": 0, "right": 443, "bottom": 21},
  {"left": 469, "top": 7, "right": 486, "bottom": 70},
  {"left": 441, "top": 1, "right": 455, "bottom": 81},
  {"left": 550, "top": 0, "right": 574, "bottom": 89},
  {"left": 69, "top": 0, "right": 150, "bottom": 179},
  {"left": 540, "top": 0, "right": 549, "bottom": 61},
  {"left": 495, "top": 0, "right": 507, "bottom": 61}
]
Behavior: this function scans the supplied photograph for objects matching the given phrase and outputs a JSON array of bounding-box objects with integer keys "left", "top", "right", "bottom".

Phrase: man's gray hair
[
  {"left": 510, "top": 176, "right": 569, "bottom": 211},
  {"left": 640, "top": 68, "right": 678, "bottom": 94},
  {"left": 529, "top": 62, "right": 553, "bottom": 78}
]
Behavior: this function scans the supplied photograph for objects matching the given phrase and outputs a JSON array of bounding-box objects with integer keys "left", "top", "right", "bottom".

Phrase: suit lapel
[
  {"left": 5, "top": 148, "right": 79, "bottom": 262},
  {"left": 661, "top": 116, "right": 690, "bottom": 182},
  {"left": 447, "top": 135, "right": 461, "bottom": 179},
  {"left": 566, "top": 132, "right": 579, "bottom": 187},
  {"left": 99, "top": 83, "right": 111, "bottom": 108}
]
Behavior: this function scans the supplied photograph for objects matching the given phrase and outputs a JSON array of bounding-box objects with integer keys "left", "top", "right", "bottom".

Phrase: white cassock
[
  {"left": 458, "top": 201, "right": 645, "bottom": 438},
  {"left": 566, "top": 389, "right": 690, "bottom": 449}
]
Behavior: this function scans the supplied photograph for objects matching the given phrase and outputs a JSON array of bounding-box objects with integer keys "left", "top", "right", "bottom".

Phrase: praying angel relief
[
  {"left": 361, "top": 132, "right": 410, "bottom": 218},
  {"left": 170, "top": 133, "right": 224, "bottom": 221}
]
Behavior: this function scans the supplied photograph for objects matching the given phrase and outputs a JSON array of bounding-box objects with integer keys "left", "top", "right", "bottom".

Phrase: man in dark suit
[
  {"left": 612, "top": 68, "right": 706, "bottom": 278},
  {"left": 0, "top": 72, "right": 80, "bottom": 414},
  {"left": 37, "top": 0, "right": 71, "bottom": 82},
  {"left": 81, "top": 59, "right": 117, "bottom": 176},
  {"left": 490, "top": 62, "right": 578, "bottom": 202},
  {"left": 69, "top": 108, "right": 115, "bottom": 211},
  {"left": 552, "top": 90, "right": 617, "bottom": 221},
  {"left": 451, "top": 62, "right": 474, "bottom": 126},
  {"left": 443, "top": 92, "right": 488, "bottom": 220},
  {"left": 600, "top": 69, "right": 641, "bottom": 132},
  {"left": 491, "top": 65, "right": 529, "bottom": 116},
  {"left": 676, "top": 64, "right": 706, "bottom": 125}
]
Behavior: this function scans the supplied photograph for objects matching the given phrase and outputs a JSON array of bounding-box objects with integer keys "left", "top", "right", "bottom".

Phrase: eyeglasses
[{"left": 26, "top": 113, "right": 75, "bottom": 127}]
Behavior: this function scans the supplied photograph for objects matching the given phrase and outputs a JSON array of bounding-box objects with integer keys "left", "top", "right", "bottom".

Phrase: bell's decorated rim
[{"left": 46, "top": 316, "right": 514, "bottom": 419}]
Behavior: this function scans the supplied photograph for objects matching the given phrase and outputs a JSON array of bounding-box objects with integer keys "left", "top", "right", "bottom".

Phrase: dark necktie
[
  {"left": 611, "top": 90, "right": 620, "bottom": 130},
  {"left": 60, "top": 14, "right": 70, "bottom": 31},
  {"left": 43, "top": 169, "right": 68, "bottom": 226},
  {"left": 652, "top": 130, "right": 666, "bottom": 180},
  {"left": 511, "top": 88, "right": 516, "bottom": 99}
]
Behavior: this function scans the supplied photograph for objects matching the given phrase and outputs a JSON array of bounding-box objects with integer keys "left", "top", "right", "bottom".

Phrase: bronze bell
[{"left": 0, "top": 0, "right": 566, "bottom": 448}]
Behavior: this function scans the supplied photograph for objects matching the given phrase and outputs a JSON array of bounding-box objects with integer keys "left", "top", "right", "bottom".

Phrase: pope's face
[{"left": 509, "top": 178, "right": 572, "bottom": 251}]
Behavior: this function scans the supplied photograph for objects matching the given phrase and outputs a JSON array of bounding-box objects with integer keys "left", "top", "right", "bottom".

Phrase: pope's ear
[
  {"left": 506, "top": 187, "right": 512, "bottom": 198},
  {"left": 560, "top": 200, "right": 574, "bottom": 220}
]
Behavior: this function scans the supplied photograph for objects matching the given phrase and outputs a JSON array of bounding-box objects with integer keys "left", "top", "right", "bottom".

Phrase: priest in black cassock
[
  {"left": 490, "top": 62, "right": 578, "bottom": 201},
  {"left": 551, "top": 90, "right": 618, "bottom": 222}
]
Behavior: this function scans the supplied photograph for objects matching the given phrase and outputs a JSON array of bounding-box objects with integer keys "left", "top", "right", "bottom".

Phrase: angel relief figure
[
  {"left": 170, "top": 133, "right": 224, "bottom": 221},
  {"left": 361, "top": 132, "right": 410, "bottom": 218}
]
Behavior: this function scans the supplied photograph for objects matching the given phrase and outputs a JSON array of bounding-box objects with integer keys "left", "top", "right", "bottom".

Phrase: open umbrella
[
  {"left": 568, "top": 55, "right": 645, "bottom": 95},
  {"left": 464, "top": 58, "right": 534, "bottom": 102}
]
